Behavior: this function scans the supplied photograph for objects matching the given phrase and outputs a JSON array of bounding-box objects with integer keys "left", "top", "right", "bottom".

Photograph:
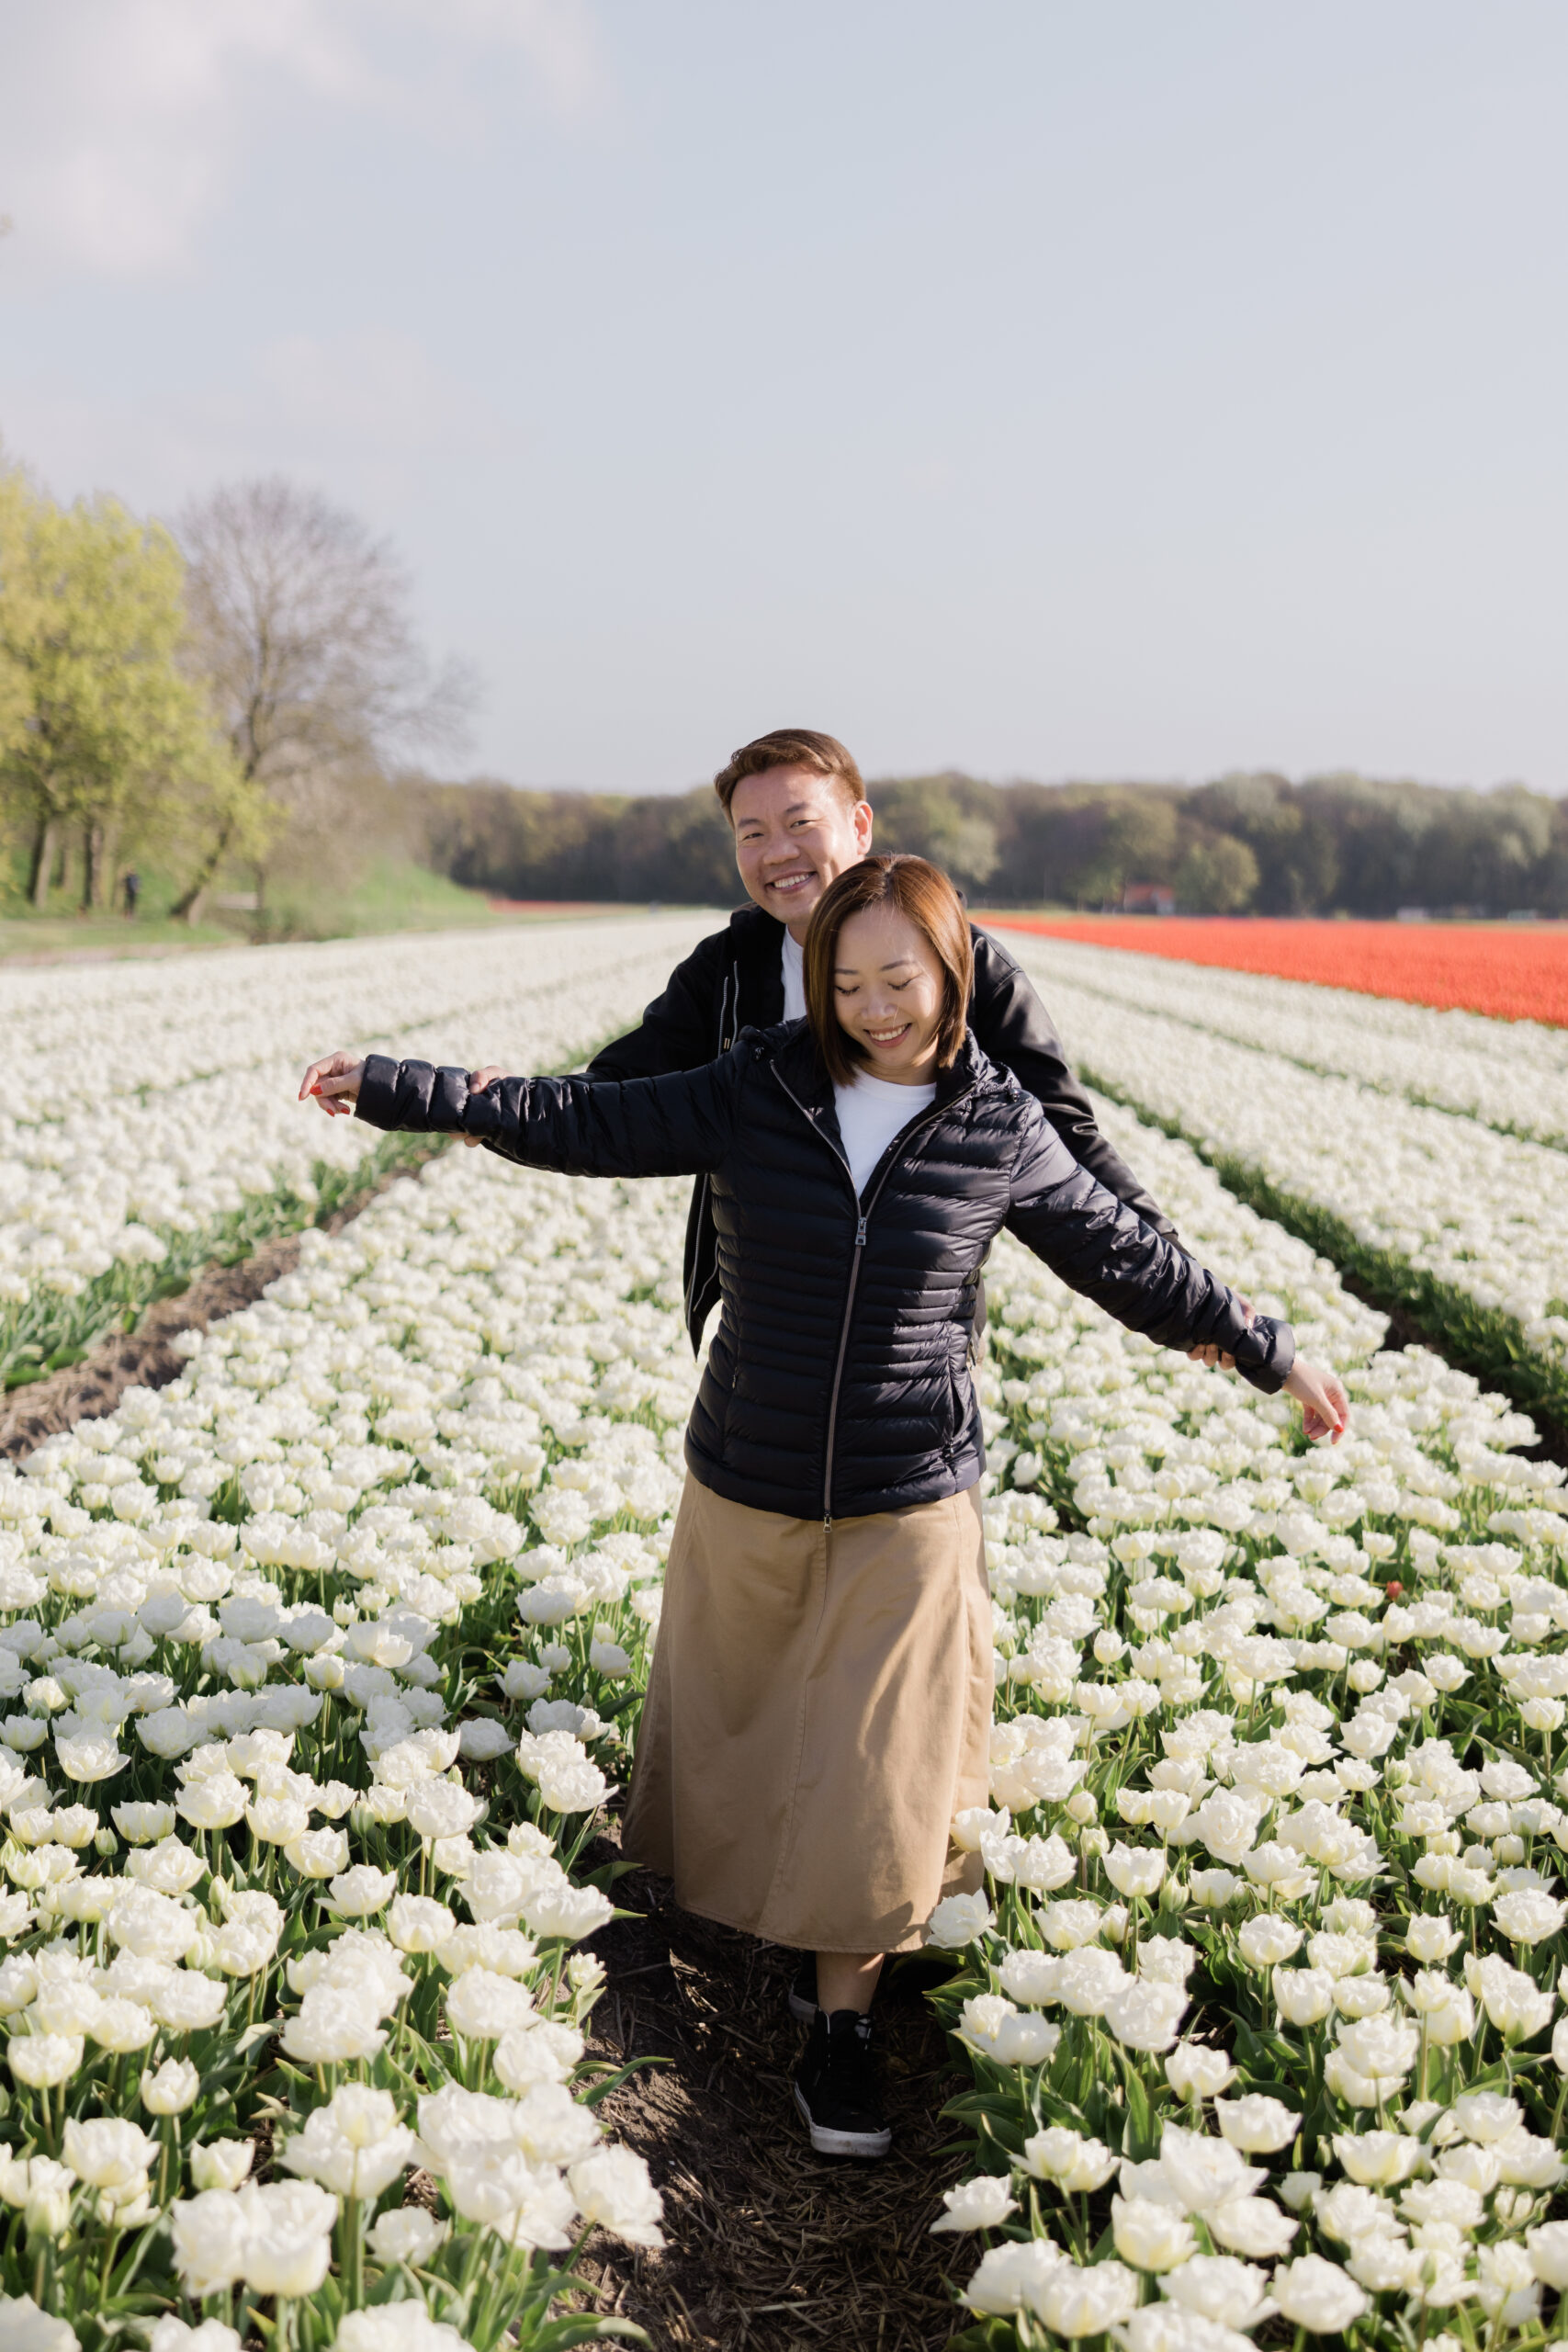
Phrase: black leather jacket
[
  {"left": 586, "top": 904, "right": 1176, "bottom": 1351},
  {"left": 355, "top": 1027, "right": 1291, "bottom": 1525}
]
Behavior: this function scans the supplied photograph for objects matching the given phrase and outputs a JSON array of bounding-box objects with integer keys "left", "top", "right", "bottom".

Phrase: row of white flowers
[
  {"left": 999, "top": 933, "right": 1568, "bottom": 1390},
  {"left": 921, "top": 1105, "right": 1568, "bottom": 2348},
  {"left": 0, "top": 919, "right": 713, "bottom": 1111},
  {"left": 0, "top": 915, "right": 710, "bottom": 1357},
  {"left": 0, "top": 1136, "right": 711, "bottom": 2352},
  {"left": 998, "top": 931, "right": 1568, "bottom": 1152}
]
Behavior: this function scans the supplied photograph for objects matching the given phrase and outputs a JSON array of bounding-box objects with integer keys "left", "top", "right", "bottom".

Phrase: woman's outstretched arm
[
  {"left": 1004, "top": 1114, "right": 1347, "bottom": 1437},
  {"left": 298, "top": 1046, "right": 744, "bottom": 1181}
]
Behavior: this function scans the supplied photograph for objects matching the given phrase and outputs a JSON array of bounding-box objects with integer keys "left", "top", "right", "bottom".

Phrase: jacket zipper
[{"left": 773, "top": 1065, "right": 978, "bottom": 1527}]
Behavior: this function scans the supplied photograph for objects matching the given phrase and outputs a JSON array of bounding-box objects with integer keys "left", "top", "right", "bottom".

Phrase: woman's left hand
[
  {"left": 299, "top": 1052, "right": 366, "bottom": 1115},
  {"left": 1284, "top": 1359, "right": 1349, "bottom": 1444}
]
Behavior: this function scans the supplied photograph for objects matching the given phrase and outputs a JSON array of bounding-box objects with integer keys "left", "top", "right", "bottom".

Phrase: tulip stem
[
  {"left": 457, "top": 2216, "right": 489, "bottom": 2303},
  {"left": 345, "top": 2193, "right": 363, "bottom": 2310}
]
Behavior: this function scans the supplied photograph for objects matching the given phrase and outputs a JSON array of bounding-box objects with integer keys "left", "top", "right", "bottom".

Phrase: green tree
[
  {"left": 1174, "top": 827, "right": 1258, "bottom": 912},
  {"left": 0, "top": 475, "right": 256, "bottom": 908},
  {"left": 874, "top": 775, "right": 1001, "bottom": 891},
  {"left": 0, "top": 462, "right": 37, "bottom": 778},
  {"left": 1072, "top": 792, "right": 1180, "bottom": 907}
]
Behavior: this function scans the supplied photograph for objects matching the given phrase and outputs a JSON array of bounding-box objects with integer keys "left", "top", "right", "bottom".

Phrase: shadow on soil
[{"left": 573, "top": 1826, "right": 971, "bottom": 2352}]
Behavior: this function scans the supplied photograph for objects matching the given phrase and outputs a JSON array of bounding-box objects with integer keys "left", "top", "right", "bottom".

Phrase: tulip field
[
  {"left": 2, "top": 918, "right": 1568, "bottom": 2352},
  {"left": 0, "top": 915, "right": 711, "bottom": 1393},
  {"left": 996, "top": 928, "right": 1568, "bottom": 1434},
  {"left": 990, "top": 917, "right": 1568, "bottom": 1028}
]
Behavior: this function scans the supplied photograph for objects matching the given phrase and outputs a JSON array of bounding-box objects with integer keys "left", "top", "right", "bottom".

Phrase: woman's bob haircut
[{"left": 804, "top": 854, "right": 974, "bottom": 1087}]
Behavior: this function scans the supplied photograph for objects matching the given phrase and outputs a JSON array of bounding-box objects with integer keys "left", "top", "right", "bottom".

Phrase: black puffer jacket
[
  {"left": 586, "top": 903, "right": 1176, "bottom": 1351},
  {"left": 355, "top": 1026, "right": 1293, "bottom": 1524}
]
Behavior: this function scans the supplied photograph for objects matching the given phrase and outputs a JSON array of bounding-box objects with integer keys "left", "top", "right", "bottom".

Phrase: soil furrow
[
  {"left": 0, "top": 1142, "right": 447, "bottom": 1460},
  {"left": 575, "top": 1825, "right": 969, "bottom": 2352}
]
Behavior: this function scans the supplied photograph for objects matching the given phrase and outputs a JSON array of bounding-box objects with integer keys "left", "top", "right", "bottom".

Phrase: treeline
[
  {"left": 4, "top": 424, "right": 1562, "bottom": 928},
  {"left": 0, "top": 452, "right": 468, "bottom": 925},
  {"left": 408, "top": 768, "right": 1568, "bottom": 917}
]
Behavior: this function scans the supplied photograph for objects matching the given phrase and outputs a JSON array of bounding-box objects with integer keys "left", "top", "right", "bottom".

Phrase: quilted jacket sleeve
[
  {"left": 1002, "top": 1111, "right": 1294, "bottom": 1395},
  {"left": 355, "top": 1046, "right": 744, "bottom": 1181}
]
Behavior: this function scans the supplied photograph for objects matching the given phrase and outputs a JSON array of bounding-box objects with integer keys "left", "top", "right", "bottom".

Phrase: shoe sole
[{"left": 793, "top": 2082, "right": 891, "bottom": 2159}]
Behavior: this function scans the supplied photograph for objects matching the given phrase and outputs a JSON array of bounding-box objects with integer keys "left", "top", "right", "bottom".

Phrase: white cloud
[
  {"left": 389, "top": 0, "right": 603, "bottom": 115},
  {"left": 0, "top": 0, "right": 604, "bottom": 277},
  {"left": 1, "top": 327, "right": 510, "bottom": 522}
]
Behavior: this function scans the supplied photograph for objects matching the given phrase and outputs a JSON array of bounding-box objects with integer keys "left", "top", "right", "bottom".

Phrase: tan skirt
[{"left": 620, "top": 1476, "right": 991, "bottom": 1954}]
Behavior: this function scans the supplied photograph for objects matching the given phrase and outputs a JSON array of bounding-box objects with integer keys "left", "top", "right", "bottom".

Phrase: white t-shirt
[
  {"left": 781, "top": 930, "right": 807, "bottom": 1023},
  {"left": 832, "top": 1071, "right": 938, "bottom": 1196}
]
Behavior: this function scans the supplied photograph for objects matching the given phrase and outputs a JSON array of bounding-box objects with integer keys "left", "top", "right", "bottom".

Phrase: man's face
[{"left": 730, "top": 764, "right": 874, "bottom": 941}]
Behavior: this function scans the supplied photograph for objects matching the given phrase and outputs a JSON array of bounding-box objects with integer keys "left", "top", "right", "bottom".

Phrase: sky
[{"left": 1, "top": 2, "right": 1565, "bottom": 796}]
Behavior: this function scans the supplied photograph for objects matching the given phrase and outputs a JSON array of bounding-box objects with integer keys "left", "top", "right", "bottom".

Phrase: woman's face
[{"left": 832, "top": 904, "right": 947, "bottom": 1083}]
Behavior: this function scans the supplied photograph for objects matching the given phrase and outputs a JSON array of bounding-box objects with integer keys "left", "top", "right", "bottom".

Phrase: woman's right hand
[
  {"left": 1283, "top": 1359, "right": 1349, "bottom": 1444},
  {"left": 299, "top": 1052, "right": 366, "bottom": 1116}
]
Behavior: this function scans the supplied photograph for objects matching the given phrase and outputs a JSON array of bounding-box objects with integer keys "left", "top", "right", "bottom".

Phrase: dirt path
[
  {"left": 0, "top": 1144, "right": 447, "bottom": 1461},
  {"left": 576, "top": 1829, "right": 971, "bottom": 2352},
  {"left": 0, "top": 1239, "right": 307, "bottom": 1460}
]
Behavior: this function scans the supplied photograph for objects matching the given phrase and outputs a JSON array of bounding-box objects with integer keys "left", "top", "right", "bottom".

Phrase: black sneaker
[
  {"left": 787, "top": 1952, "right": 818, "bottom": 2024},
  {"left": 794, "top": 2007, "right": 891, "bottom": 2158}
]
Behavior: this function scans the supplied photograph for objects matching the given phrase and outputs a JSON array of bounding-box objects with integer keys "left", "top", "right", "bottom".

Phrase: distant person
[
  {"left": 299, "top": 854, "right": 1348, "bottom": 2161},
  {"left": 123, "top": 870, "right": 141, "bottom": 918},
  {"left": 569, "top": 730, "right": 1187, "bottom": 1356}
]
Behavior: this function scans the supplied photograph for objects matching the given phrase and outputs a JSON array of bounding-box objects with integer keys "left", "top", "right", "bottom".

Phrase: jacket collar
[
  {"left": 769, "top": 1019, "right": 996, "bottom": 1118},
  {"left": 728, "top": 902, "right": 788, "bottom": 1027},
  {"left": 933, "top": 1028, "right": 992, "bottom": 1106}
]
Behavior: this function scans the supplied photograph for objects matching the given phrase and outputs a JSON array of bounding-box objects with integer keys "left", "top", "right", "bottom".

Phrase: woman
[{"left": 300, "top": 857, "right": 1347, "bottom": 2161}]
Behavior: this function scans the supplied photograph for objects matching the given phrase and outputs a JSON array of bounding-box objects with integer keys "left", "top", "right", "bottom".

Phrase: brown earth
[
  {"left": 573, "top": 1829, "right": 972, "bottom": 2352},
  {"left": 0, "top": 1238, "right": 308, "bottom": 1461},
  {"left": 0, "top": 1144, "right": 446, "bottom": 1462}
]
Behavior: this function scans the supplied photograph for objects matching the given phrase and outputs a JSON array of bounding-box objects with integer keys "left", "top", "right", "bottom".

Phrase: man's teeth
[{"left": 773, "top": 875, "right": 811, "bottom": 891}]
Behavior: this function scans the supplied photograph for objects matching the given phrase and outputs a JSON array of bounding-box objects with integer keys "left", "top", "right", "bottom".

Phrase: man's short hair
[{"left": 713, "top": 729, "right": 865, "bottom": 820}]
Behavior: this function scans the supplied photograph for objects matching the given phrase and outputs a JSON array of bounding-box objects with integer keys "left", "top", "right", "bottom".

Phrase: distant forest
[
  {"left": 6, "top": 433, "right": 1558, "bottom": 930},
  {"left": 406, "top": 770, "right": 1568, "bottom": 918}
]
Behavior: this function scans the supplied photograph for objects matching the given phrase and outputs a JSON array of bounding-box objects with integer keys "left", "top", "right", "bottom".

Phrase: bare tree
[{"left": 173, "top": 477, "right": 475, "bottom": 919}]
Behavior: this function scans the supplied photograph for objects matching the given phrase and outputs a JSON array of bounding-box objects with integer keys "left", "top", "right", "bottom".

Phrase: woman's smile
[{"left": 830, "top": 902, "right": 947, "bottom": 1083}]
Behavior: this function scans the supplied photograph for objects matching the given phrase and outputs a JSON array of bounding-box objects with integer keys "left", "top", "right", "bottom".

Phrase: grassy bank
[{"left": 0, "top": 853, "right": 600, "bottom": 962}]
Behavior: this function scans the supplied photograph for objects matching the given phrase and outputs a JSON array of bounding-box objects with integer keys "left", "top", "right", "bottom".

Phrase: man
[{"left": 584, "top": 729, "right": 1180, "bottom": 1353}]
